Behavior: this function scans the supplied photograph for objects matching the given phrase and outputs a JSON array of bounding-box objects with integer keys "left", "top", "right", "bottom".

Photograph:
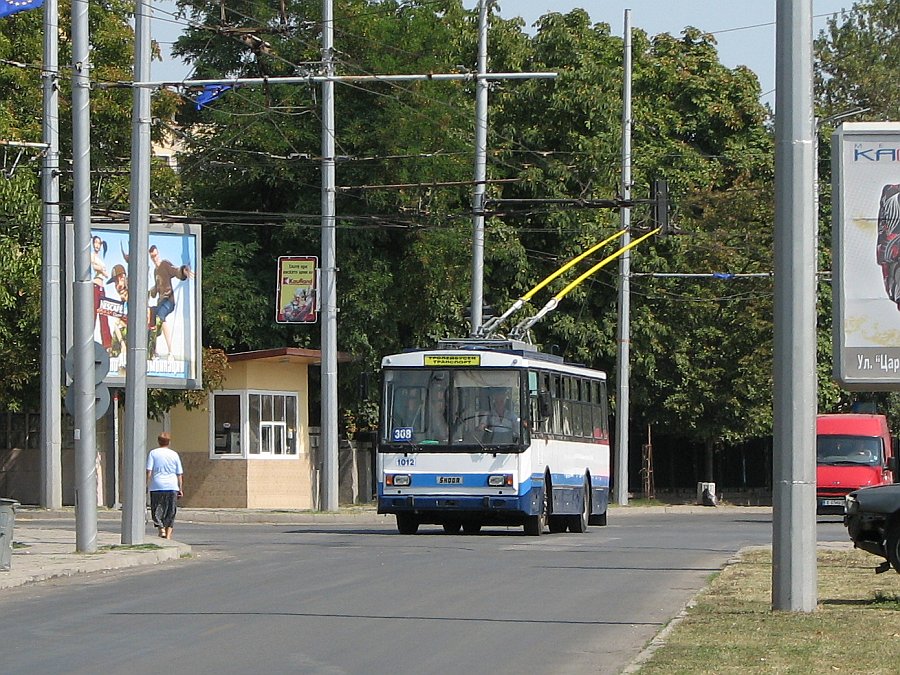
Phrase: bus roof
[{"left": 381, "top": 339, "right": 607, "bottom": 379}]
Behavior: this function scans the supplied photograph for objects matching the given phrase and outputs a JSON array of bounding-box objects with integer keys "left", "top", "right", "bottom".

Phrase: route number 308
[{"left": 392, "top": 427, "right": 413, "bottom": 442}]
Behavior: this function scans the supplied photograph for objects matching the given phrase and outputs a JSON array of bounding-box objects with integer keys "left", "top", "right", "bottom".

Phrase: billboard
[
  {"left": 832, "top": 122, "right": 900, "bottom": 389},
  {"left": 276, "top": 256, "right": 318, "bottom": 324},
  {"left": 66, "top": 221, "right": 202, "bottom": 389}
]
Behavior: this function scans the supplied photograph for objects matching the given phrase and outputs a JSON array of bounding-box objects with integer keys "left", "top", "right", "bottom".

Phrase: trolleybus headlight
[
  {"left": 488, "top": 474, "right": 513, "bottom": 487},
  {"left": 388, "top": 474, "right": 411, "bottom": 487}
]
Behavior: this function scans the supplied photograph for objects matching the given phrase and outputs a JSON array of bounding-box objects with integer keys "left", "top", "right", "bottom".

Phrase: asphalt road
[{"left": 2, "top": 511, "right": 847, "bottom": 675}]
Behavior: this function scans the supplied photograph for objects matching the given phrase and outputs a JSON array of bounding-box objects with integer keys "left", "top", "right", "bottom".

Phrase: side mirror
[{"left": 538, "top": 390, "right": 552, "bottom": 420}]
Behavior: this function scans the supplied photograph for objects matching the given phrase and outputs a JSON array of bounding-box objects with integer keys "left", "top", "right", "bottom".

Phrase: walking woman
[{"left": 146, "top": 432, "right": 184, "bottom": 539}]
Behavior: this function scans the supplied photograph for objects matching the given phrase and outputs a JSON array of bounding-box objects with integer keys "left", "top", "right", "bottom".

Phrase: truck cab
[{"left": 817, "top": 414, "right": 899, "bottom": 515}]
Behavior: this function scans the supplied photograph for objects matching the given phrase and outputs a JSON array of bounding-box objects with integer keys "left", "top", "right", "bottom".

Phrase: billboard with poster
[
  {"left": 66, "top": 221, "right": 202, "bottom": 389},
  {"left": 276, "top": 256, "right": 318, "bottom": 324},
  {"left": 832, "top": 122, "right": 900, "bottom": 389}
]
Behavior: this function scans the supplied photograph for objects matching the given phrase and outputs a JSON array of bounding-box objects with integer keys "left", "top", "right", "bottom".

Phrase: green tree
[
  {"left": 0, "top": 1, "right": 181, "bottom": 411},
  {"left": 486, "top": 14, "right": 775, "bottom": 472},
  {"left": 173, "top": 0, "right": 485, "bottom": 424},
  {"left": 814, "top": 0, "right": 900, "bottom": 421},
  {"left": 815, "top": 0, "right": 900, "bottom": 122},
  {"left": 171, "top": 3, "right": 779, "bottom": 472}
]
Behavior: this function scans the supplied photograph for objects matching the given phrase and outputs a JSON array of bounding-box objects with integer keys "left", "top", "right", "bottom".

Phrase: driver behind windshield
[{"left": 478, "top": 388, "right": 516, "bottom": 431}]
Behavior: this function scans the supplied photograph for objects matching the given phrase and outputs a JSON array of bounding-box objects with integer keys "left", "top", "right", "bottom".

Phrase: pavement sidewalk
[
  {"left": 2, "top": 504, "right": 774, "bottom": 592},
  {"left": 1, "top": 526, "right": 190, "bottom": 591}
]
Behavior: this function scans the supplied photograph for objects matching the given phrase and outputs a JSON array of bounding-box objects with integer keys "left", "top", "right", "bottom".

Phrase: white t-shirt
[{"left": 146, "top": 446, "right": 183, "bottom": 492}]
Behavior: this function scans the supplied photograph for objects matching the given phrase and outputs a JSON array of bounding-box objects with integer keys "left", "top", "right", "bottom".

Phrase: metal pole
[
  {"left": 320, "top": 0, "right": 339, "bottom": 511},
  {"left": 614, "top": 10, "right": 632, "bottom": 506},
  {"left": 71, "top": 0, "right": 97, "bottom": 552},
  {"left": 122, "top": 0, "right": 153, "bottom": 543},
  {"left": 772, "top": 0, "right": 817, "bottom": 612},
  {"left": 40, "top": 0, "right": 62, "bottom": 509},
  {"left": 469, "top": 0, "right": 490, "bottom": 335}
]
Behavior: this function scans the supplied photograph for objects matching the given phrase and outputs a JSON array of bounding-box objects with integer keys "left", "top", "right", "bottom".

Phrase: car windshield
[
  {"left": 816, "top": 435, "right": 882, "bottom": 465},
  {"left": 381, "top": 368, "right": 522, "bottom": 450}
]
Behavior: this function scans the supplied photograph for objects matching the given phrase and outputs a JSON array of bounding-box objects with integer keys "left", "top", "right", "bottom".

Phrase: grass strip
[{"left": 638, "top": 547, "right": 900, "bottom": 674}]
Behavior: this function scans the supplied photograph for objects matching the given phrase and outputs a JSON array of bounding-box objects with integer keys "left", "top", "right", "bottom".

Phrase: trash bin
[{"left": 0, "top": 498, "right": 19, "bottom": 572}]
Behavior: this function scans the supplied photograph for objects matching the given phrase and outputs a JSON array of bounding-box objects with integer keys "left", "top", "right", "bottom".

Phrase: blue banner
[
  {"left": 0, "top": 0, "right": 43, "bottom": 18},
  {"left": 193, "top": 84, "right": 233, "bottom": 111}
]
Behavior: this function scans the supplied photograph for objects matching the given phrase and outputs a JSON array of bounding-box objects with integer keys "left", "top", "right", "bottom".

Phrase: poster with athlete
[
  {"left": 832, "top": 122, "right": 900, "bottom": 389},
  {"left": 67, "top": 221, "right": 202, "bottom": 390}
]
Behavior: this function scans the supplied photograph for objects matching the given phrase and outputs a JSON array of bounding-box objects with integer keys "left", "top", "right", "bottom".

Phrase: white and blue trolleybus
[{"left": 377, "top": 338, "right": 611, "bottom": 535}]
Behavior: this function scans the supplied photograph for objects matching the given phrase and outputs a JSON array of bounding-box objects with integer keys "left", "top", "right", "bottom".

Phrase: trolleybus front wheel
[
  {"left": 524, "top": 483, "right": 548, "bottom": 536},
  {"left": 396, "top": 513, "right": 419, "bottom": 535}
]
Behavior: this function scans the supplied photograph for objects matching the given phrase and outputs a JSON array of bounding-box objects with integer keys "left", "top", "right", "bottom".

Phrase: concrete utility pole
[
  {"left": 469, "top": 0, "right": 490, "bottom": 335},
  {"left": 614, "top": 10, "right": 632, "bottom": 506},
  {"left": 320, "top": 0, "right": 339, "bottom": 511},
  {"left": 40, "top": 0, "right": 62, "bottom": 509},
  {"left": 772, "top": 0, "right": 817, "bottom": 612},
  {"left": 71, "top": 0, "right": 97, "bottom": 552},
  {"left": 122, "top": 0, "right": 154, "bottom": 544}
]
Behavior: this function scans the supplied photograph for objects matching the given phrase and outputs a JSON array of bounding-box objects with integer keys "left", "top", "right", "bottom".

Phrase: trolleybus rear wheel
[{"left": 568, "top": 479, "right": 590, "bottom": 533}]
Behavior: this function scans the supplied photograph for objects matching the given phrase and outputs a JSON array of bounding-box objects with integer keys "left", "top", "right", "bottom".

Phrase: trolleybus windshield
[{"left": 381, "top": 368, "right": 523, "bottom": 450}]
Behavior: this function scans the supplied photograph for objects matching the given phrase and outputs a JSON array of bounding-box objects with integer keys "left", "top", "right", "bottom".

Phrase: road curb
[{"left": 0, "top": 530, "right": 191, "bottom": 591}]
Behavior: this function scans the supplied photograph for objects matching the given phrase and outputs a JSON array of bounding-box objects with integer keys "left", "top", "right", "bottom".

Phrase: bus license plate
[
  {"left": 438, "top": 476, "right": 462, "bottom": 485},
  {"left": 821, "top": 499, "right": 843, "bottom": 507}
]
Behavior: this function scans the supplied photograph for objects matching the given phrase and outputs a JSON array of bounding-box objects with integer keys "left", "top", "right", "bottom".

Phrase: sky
[{"left": 152, "top": 1, "right": 854, "bottom": 108}]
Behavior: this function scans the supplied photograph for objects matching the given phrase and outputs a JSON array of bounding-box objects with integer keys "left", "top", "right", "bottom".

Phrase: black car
[{"left": 844, "top": 483, "right": 900, "bottom": 573}]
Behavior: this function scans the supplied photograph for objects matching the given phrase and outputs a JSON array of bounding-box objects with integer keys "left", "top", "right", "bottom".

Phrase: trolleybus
[{"left": 377, "top": 338, "right": 610, "bottom": 535}]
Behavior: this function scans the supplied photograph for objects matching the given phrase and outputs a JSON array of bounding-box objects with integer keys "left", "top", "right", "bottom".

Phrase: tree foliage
[
  {"left": 814, "top": 0, "right": 900, "bottom": 432},
  {"left": 170, "top": 1, "right": 779, "bottom": 453},
  {"left": 4, "top": 0, "right": 896, "bottom": 470},
  {"left": 815, "top": 0, "right": 900, "bottom": 121},
  {"left": 0, "top": 1, "right": 185, "bottom": 412}
]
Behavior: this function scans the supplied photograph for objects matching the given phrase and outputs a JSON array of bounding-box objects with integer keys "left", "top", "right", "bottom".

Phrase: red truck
[{"left": 817, "top": 414, "right": 898, "bottom": 515}]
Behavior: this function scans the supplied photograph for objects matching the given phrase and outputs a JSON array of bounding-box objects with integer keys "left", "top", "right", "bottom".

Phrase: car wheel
[
  {"left": 442, "top": 522, "right": 461, "bottom": 534},
  {"left": 886, "top": 522, "right": 900, "bottom": 573},
  {"left": 462, "top": 523, "right": 482, "bottom": 534}
]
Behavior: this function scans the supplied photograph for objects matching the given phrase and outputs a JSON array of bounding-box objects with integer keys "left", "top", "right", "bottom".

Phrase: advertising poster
[
  {"left": 67, "top": 222, "right": 202, "bottom": 389},
  {"left": 832, "top": 122, "right": 900, "bottom": 389},
  {"left": 276, "top": 256, "right": 318, "bottom": 324}
]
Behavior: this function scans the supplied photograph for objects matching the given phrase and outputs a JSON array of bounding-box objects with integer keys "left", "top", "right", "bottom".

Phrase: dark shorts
[{"left": 149, "top": 490, "right": 178, "bottom": 528}]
